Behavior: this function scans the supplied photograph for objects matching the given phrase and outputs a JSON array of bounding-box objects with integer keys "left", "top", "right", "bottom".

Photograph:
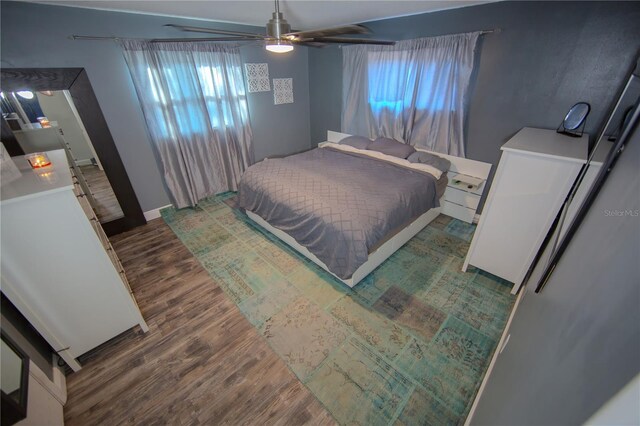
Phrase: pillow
[
  {"left": 407, "top": 151, "right": 451, "bottom": 173},
  {"left": 339, "top": 135, "right": 372, "bottom": 150},
  {"left": 367, "top": 137, "right": 416, "bottom": 159}
]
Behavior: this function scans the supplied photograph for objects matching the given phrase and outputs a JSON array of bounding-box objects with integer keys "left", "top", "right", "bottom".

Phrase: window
[
  {"left": 145, "top": 64, "right": 248, "bottom": 139},
  {"left": 367, "top": 51, "right": 456, "bottom": 116}
]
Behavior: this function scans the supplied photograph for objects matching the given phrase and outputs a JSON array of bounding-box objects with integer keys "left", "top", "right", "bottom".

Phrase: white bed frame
[{"left": 245, "top": 131, "right": 491, "bottom": 288}]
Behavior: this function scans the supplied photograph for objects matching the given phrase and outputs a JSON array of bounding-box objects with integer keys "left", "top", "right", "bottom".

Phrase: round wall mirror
[
  {"left": 557, "top": 102, "right": 590, "bottom": 137},
  {"left": 563, "top": 102, "right": 590, "bottom": 130}
]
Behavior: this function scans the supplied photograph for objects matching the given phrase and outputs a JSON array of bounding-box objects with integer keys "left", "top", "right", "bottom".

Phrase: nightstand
[{"left": 441, "top": 172, "right": 486, "bottom": 223}]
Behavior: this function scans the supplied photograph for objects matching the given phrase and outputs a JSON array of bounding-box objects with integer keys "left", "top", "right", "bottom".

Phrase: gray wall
[
  {"left": 309, "top": 46, "right": 342, "bottom": 146},
  {"left": 241, "top": 45, "right": 310, "bottom": 161},
  {"left": 0, "top": 1, "right": 310, "bottom": 211},
  {"left": 308, "top": 1, "right": 640, "bottom": 207},
  {"left": 471, "top": 113, "right": 640, "bottom": 424}
]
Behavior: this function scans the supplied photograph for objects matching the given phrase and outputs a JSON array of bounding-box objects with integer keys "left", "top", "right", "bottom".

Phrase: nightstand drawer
[
  {"left": 445, "top": 186, "right": 480, "bottom": 210},
  {"left": 441, "top": 200, "right": 476, "bottom": 223}
]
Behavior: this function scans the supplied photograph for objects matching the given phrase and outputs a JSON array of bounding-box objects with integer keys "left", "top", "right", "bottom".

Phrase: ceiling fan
[{"left": 154, "top": 0, "right": 395, "bottom": 52}]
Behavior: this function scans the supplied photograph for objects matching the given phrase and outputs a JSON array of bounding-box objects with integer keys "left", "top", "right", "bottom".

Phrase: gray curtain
[
  {"left": 342, "top": 32, "right": 480, "bottom": 157},
  {"left": 120, "top": 40, "right": 254, "bottom": 208}
]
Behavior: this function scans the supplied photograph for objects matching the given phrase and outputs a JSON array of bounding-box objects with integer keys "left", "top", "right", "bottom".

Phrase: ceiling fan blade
[
  {"left": 165, "top": 24, "right": 265, "bottom": 39},
  {"left": 292, "top": 40, "right": 328, "bottom": 48},
  {"left": 150, "top": 37, "right": 256, "bottom": 43},
  {"left": 285, "top": 24, "right": 370, "bottom": 40},
  {"left": 311, "top": 37, "right": 395, "bottom": 46}
]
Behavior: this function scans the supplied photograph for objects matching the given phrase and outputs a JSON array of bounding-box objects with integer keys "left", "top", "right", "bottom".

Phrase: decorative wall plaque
[
  {"left": 244, "top": 63, "right": 270, "bottom": 93},
  {"left": 273, "top": 78, "right": 293, "bottom": 105}
]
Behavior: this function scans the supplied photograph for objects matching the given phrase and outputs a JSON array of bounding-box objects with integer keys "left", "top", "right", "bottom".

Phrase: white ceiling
[{"left": 20, "top": 0, "right": 494, "bottom": 30}]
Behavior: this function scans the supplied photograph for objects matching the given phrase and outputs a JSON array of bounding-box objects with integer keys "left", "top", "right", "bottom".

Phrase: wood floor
[
  {"left": 79, "top": 164, "right": 124, "bottom": 223},
  {"left": 63, "top": 219, "right": 335, "bottom": 426}
]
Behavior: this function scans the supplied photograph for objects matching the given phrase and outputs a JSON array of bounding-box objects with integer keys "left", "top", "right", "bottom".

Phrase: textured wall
[
  {"left": 471, "top": 113, "right": 640, "bottom": 425},
  {"left": 308, "top": 1, "right": 640, "bottom": 208},
  {"left": 1, "top": 1, "right": 311, "bottom": 211}
]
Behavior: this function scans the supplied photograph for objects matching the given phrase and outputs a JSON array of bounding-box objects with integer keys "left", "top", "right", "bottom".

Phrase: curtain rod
[{"left": 70, "top": 28, "right": 500, "bottom": 42}]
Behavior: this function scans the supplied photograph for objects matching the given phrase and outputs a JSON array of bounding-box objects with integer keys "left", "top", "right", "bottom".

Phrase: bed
[{"left": 238, "top": 131, "right": 490, "bottom": 287}]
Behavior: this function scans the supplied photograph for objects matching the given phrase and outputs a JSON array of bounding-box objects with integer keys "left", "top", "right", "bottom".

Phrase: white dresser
[
  {"left": 0, "top": 150, "right": 148, "bottom": 371},
  {"left": 463, "top": 128, "right": 588, "bottom": 294}
]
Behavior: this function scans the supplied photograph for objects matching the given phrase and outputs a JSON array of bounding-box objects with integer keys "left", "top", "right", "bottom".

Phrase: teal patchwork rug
[{"left": 162, "top": 193, "right": 515, "bottom": 425}]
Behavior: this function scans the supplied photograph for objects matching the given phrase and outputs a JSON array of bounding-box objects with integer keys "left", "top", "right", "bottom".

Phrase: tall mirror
[
  {"left": 1, "top": 332, "right": 29, "bottom": 426},
  {"left": 534, "top": 58, "right": 640, "bottom": 292},
  {"left": 2, "top": 89, "right": 124, "bottom": 223},
  {"left": 0, "top": 68, "right": 145, "bottom": 235}
]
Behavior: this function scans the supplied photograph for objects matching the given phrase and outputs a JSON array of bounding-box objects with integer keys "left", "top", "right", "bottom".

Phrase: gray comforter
[{"left": 238, "top": 147, "right": 440, "bottom": 279}]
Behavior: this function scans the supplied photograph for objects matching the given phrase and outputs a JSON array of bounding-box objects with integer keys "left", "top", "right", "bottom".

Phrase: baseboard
[
  {"left": 75, "top": 158, "right": 93, "bottom": 166},
  {"left": 473, "top": 213, "right": 481, "bottom": 224},
  {"left": 144, "top": 204, "right": 172, "bottom": 221},
  {"left": 33, "top": 359, "right": 67, "bottom": 405}
]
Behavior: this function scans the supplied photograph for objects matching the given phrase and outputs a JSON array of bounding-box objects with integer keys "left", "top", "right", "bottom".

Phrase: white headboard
[
  {"left": 327, "top": 130, "right": 490, "bottom": 178},
  {"left": 327, "top": 130, "right": 352, "bottom": 143},
  {"left": 326, "top": 130, "right": 493, "bottom": 223}
]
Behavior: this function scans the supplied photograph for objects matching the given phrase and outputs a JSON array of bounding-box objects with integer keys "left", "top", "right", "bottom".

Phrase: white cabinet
[
  {"left": 463, "top": 128, "right": 588, "bottom": 294},
  {"left": 0, "top": 150, "right": 148, "bottom": 371}
]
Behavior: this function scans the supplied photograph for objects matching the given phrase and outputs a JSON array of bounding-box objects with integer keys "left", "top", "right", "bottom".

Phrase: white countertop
[
  {"left": 501, "top": 127, "right": 589, "bottom": 163},
  {"left": 1, "top": 150, "right": 73, "bottom": 204}
]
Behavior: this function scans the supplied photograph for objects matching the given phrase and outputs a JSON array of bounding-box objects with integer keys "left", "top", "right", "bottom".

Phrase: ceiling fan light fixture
[
  {"left": 265, "top": 39, "right": 294, "bottom": 53},
  {"left": 161, "top": 0, "right": 393, "bottom": 49}
]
